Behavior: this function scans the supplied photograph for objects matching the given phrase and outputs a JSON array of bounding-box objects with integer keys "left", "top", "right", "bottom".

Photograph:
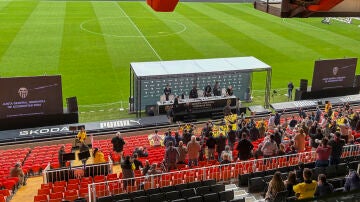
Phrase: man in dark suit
[
  {"left": 213, "top": 81, "right": 221, "bottom": 96},
  {"left": 189, "top": 86, "right": 198, "bottom": 99},
  {"left": 204, "top": 83, "right": 212, "bottom": 97},
  {"left": 164, "top": 84, "right": 171, "bottom": 101}
]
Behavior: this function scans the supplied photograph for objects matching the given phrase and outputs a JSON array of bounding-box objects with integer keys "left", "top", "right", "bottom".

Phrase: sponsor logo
[
  {"left": 18, "top": 87, "right": 28, "bottom": 99},
  {"left": 333, "top": 66, "right": 339, "bottom": 76},
  {"left": 19, "top": 126, "right": 69, "bottom": 136},
  {"left": 100, "top": 119, "right": 141, "bottom": 129}
]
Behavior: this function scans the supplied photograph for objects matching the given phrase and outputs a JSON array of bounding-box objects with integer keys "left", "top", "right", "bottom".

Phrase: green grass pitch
[{"left": 0, "top": 0, "right": 360, "bottom": 122}]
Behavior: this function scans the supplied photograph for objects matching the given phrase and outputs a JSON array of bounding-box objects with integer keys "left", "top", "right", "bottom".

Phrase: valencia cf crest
[{"left": 18, "top": 87, "right": 28, "bottom": 99}]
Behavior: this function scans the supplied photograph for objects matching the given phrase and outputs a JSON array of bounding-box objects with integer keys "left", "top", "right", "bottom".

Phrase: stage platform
[
  {"left": 271, "top": 94, "right": 360, "bottom": 112},
  {"left": 0, "top": 115, "right": 170, "bottom": 144}
]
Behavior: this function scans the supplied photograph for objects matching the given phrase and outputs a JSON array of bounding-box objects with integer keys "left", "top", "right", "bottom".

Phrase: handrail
[
  {"left": 88, "top": 144, "right": 360, "bottom": 202},
  {"left": 42, "top": 162, "right": 51, "bottom": 184},
  {"left": 43, "top": 162, "right": 113, "bottom": 184}
]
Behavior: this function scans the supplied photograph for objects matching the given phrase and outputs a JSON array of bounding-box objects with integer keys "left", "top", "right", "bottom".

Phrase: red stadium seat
[
  {"left": 49, "top": 192, "right": 63, "bottom": 200},
  {"left": 38, "top": 188, "right": 51, "bottom": 196},
  {"left": 64, "top": 190, "right": 78, "bottom": 201},
  {"left": 79, "top": 187, "right": 89, "bottom": 200},
  {"left": 106, "top": 173, "right": 118, "bottom": 181},
  {"left": 94, "top": 175, "right": 105, "bottom": 183},
  {"left": 52, "top": 186, "right": 65, "bottom": 193}
]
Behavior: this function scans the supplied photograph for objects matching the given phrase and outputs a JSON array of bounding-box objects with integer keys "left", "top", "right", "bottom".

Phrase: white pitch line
[{"left": 115, "top": 2, "right": 162, "bottom": 61}]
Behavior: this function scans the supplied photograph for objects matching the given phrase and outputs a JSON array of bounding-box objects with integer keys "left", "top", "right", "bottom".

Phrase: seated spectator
[
  {"left": 315, "top": 138, "right": 331, "bottom": 167},
  {"left": 284, "top": 171, "right": 297, "bottom": 197},
  {"left": 344, "top": 170, "right": 360, "bottom": 192},
  {"left": 92, "top": 148, "right": 106, "bottom": 164},
  {"left": 314, "top": 174, "right": 333, "bottom": 198},
  {"left": 265, "top": 171, "right": 286, "bottom": 201},
  {"left": 220, "top": 153, "right": 231, "bottom": 165},
  {"left": 132, "top": 153, "right": 143, "bottom": 171},
  {"left": 10, "top": 162, "right": 25, "bottom": 186},
  {"left": 293, "top": 168, "right": 317, "bottom": 199},
  {"left": 221, "top": 145, "right": 233, "bottom": 162},
  {"left": 177, "top": 141, "right": 187, "bottom": 164},
  {"left": 133, "top": 146, "right": 148, "bottom": 157}
]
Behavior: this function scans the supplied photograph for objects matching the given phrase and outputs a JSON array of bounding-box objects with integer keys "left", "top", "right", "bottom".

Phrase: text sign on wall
[{"left": 0, "top": 75, "right": 63, "bottom": 118}]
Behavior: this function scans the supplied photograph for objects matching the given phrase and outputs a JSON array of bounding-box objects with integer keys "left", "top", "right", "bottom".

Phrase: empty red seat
[
  {"left": 64, "top": 190, "right": 78, "bottom": 201},
  {"left": 94, "top": 175, "right": 105, "bottom": 183},
  {"left": 34, "top": 195, "right": 48, "bottom": 202},
  {"left": 38, "top": 188, "right": 51, "bottom": 196}
]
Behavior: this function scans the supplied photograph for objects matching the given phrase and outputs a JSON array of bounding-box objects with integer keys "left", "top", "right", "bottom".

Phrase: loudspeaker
[
  {"left": 300, "top": 79, "right": 308, "bottom": 91},
  {"left": 78, "top": 151, "right": 90, "bottom": 160},
  {"left": 355, "top": 75, "right": 360, "bottom": 87},
  {"left": 66, "top": 97, "right": 78, "bottom": 113}
]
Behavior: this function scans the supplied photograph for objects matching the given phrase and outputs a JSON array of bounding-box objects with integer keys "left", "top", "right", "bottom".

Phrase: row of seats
[
  {"left": 23, "top": 144, "right": 72, "bottom": 175},
  {"left": 112, "top": 190, "right": 235, "bottom": 202},
  {"left": 97, "top": 180, "right": 234, "bottom": 202}
]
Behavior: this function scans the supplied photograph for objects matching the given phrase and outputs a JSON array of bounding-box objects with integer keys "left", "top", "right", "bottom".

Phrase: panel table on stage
[{"left": 157, "top": 95, "right": 237, "bottom": 115}]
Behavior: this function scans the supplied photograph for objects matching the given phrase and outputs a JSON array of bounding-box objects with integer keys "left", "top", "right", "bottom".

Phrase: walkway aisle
[{"left": 11, "top": 176, "right": 42, "bottom": 202}]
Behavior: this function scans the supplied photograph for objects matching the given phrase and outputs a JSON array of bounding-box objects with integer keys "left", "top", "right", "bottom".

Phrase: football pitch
[{"left": 0, "top": 0, "right": 360, "bottom": 122}]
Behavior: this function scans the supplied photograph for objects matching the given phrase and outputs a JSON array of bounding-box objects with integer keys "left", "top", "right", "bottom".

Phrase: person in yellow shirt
[
  {"left": 293, "top": 168, "right": 317, "bottom": 200},
  {"left": 77, "top": 127, "right": 87, "bottom": 143},
  {"left": 93, "top": 148, "right": 106, "bottom": 164}
]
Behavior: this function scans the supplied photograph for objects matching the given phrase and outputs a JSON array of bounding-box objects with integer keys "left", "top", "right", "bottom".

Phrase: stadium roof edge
[{"left": 130, "top": 56, "right": 271, "bottom": 78}]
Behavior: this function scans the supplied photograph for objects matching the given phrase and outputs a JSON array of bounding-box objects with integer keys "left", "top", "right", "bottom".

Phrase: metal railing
[
  {"left": 88, "top": 144, "right": 360, "bottom": 202},
  {"left": 43, "top": 160, "right": 113, "bottom": 184}
]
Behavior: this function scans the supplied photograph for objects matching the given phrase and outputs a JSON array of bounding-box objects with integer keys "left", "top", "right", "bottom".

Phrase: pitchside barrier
[{"left": 88, "top": 144, "right": 360, "bottom": 202}]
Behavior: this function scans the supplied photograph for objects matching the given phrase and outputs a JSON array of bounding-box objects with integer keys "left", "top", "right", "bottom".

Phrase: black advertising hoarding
[
  {"left": 311, "top": 58, "right": 357, "bottom": 92},
  {"left": 0, "top": 75, "right": 63, "bottom": 118}
]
